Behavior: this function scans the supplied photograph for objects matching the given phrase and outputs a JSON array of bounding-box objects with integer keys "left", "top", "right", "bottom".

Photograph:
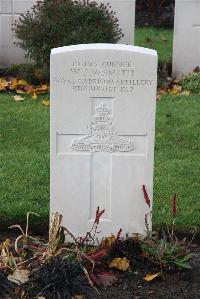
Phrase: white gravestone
[
  {"left": 0, "top": 0, "right": 36, "bottom": 67},
  {"left": 50, "top": 44, "right": 157, "bottom": 239},
  {"left": 0, "top": 0, "right": 135, "bottom": 67},
  {"left": 173, "top": 0, "right": 200, "bottom": 77},
  {"left": 95, "top": 0, "right": 136, "bottom": 45}
]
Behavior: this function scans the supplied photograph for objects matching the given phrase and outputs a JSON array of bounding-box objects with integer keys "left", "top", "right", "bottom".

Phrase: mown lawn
[
  {"left": 0, "top": 94, "right": 50, "bottom": 229},
  {"left": 0, "top": 92, "right": 199, "bottom": 230},
  {"left": 135, "top": 27, "right": 173, "bottom": 63},
  {"left": 154, "top": 94, "right": 200, "bottom": 229}
]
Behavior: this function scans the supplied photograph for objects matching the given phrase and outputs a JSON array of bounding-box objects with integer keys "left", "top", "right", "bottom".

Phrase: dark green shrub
[
  {"left": 14, "top": 0, "right": 123, "bottom": 78},
  {"left": 2, "top": 64, "right": 47, "bottom": 85}
]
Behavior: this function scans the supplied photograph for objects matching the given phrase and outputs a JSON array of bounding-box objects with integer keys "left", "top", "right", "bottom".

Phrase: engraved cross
[{"left": 57, "top": 97, "right": 147, "bottom": 221}]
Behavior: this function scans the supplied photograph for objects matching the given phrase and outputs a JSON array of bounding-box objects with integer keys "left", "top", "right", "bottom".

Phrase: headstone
[
  {"left": 95, "top": 0, "right": 136, "bottom": 45},
  {"left": 0, "top": 0, "right": 36, "bottom": 67},
  {"left": 173, "top": 0, "right": 200, "bottom": 77},
  {"left": 0, "top": 0, "right": 135, "bottom": 67},
  {"left": 50, "top": 44, "right": 157, "bottom": 239}
]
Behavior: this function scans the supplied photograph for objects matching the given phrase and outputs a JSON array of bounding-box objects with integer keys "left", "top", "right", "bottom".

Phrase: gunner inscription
[{"left": 53, "top": 59, "right": 154, "bottom": 94}]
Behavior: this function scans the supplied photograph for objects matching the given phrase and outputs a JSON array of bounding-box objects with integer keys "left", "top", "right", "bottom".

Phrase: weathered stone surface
[
  {"left": 173, "top": 0, "right": 200, "bottom": 76},
  {"left": 50, "top": 44, "right": 157, "bottom": 240},
  {"left": 95, "top": 0, "right": 136, "bottom": 45},
  {"left": 0, "top": 0, "right": 36, "bottom": 67}
]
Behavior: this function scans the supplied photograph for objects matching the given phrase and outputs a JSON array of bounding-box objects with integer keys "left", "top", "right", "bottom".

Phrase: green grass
[
  {"left": 0, "top": 94, "right": 50, "bottom": 229},
  {"left": 0, "top": 93, "right": 199, "bottom": 230},
  {"left": 135, "top": 27, "right": 173, "bottom": 63},
  {"left": 154, "top": 94, "right": 200, "bottom": 229}
]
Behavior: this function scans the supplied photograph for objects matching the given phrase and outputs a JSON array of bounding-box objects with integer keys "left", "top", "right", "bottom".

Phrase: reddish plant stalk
[{"left": 142, "top": 185, "right": 151, "bottom": 208}]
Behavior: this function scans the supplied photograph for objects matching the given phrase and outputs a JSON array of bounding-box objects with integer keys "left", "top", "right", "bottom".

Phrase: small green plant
[
  {"left": 141, "top": 193, "right": 194, "bottom": 272},
  {"left": 180, "top": 71, "right": 200, "bottom": 94},
  {"left": 141, "top": 231, "right": 193, "bottom": 271},
  {"left": 14, "top": 0, "right": 123, "bottom": 79}
]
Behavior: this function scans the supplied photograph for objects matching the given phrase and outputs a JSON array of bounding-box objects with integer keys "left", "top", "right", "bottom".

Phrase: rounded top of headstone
[{"left": 51, "top": 44, "right": 157, "bottom": 57}]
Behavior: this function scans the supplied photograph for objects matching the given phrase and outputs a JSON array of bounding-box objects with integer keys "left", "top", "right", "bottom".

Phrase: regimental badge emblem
[{"left": 71, "top": 103, "right": 134, "bottom": 152}]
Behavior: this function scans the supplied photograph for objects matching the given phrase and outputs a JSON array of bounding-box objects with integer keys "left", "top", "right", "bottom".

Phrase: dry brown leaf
[
  {"left": 0, "top": 78, "right": 8, "bottom": 90},
  {"left": 23, "top": 85, "right": 34, "bottom": 94},
  {"left": 8, "top": 269, "right": 30, "bottom": 284},
  {"left": 158, "top": 86, "right": 168, "bottom": 95},
  {"left": 109, "top": 257, "right": 130, "bottom": 271},
  {"left": 35, "top": 84, "right": 49, "bottom": 94},
  {"left": 171, "top": 85, "right": 182, "bottom": 95},
  {"left": 13, "top": 95, "right": 25, "bottom": 101},
  {"left": 144, "top": 272, "right": 160, "bottom": 282},
  {"left": 10, "top": 79, "right": 18, "bottom": 90},
  {"left": 101, "top": 234, "right": 116, "bottom": 247}
]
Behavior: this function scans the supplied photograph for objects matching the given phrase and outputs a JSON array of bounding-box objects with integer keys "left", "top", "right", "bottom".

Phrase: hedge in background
[{"left": 14, "top": 0, "right": 123, "bottom": 78}]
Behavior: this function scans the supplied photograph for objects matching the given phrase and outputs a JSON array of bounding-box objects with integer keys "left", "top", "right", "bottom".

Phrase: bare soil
[
  {"left": 94, "top": 245, "right": 200, "bottom": 299},
  {"left": 0, "top": 232, "right": 199, "bottom": 299}
]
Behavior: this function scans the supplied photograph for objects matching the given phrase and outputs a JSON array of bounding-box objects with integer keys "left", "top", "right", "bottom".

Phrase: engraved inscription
[
  {"left": 193, "top": 24, "right": 200, "bottom": 29},
  {"left": 71, "top": 103, "right": 134, "bottom": 153},
  {"left": 53, "top": 59, "right": 154, "bottom": 94}
]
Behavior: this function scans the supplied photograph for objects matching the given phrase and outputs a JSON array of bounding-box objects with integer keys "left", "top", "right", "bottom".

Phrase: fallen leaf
[
  {"left": 144, "top": 272, "right": 160, "bottom": 282},
  {"left": 101, "top": 234, "right": 116, "bottom": 247},
  {"left": 17, "top": 79, "right": 29, "bottom": 86},
  {"left": 35, "top": 84, "right": 49, "bottom": 94},
  {"left": 158, "top": 86, "right": 168, "bottom": 94},
  {"left": 90, "top": 271, "right": 117, "bottom": 287},
  {"left": 31, "top": 91, "right": 38, "bottom": 100},
  {"left": 42, "top": 99, "right": 50, "bottom": 106},
  {"left": 16, "top": 89, "right": 27, "bottom": 94},
  {"left": 13, "top": 95, "right": 25, "bottom": 101},
  {"left": 181, "top": 90, "right": 190, "bottom": 96},
  {"left": 0, "top": 78, "right": 8, "bottom": 90},
  {"left": 171, "top": 85, "right": 182, "bottom": 95},
  {"left": 8, "top": 269, "right": 30, "bottom": 284},
  {"left": 10, "top": 79, "right": 18, "bottom": 90},
  {"left": 24, "top": 85, "right": 34, "bottom": 94},
  {"left": 109, "top": 257, "right": 130, "bottom": 271}
]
